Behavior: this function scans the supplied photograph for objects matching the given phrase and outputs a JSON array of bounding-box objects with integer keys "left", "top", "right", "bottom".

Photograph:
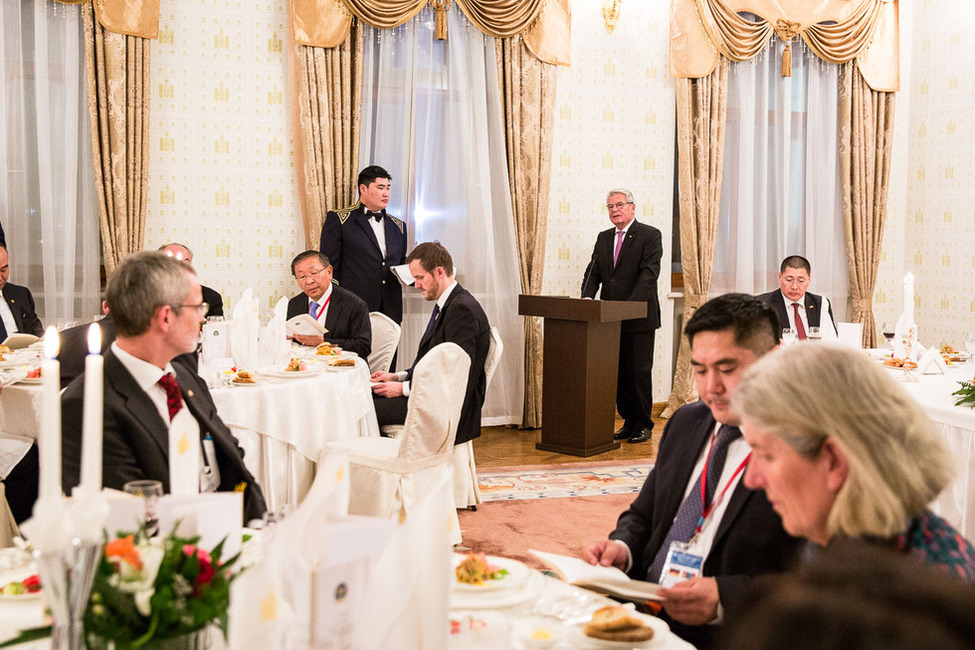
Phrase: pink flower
[{"left": 183, "top": 545, "right": 216, "bottom": 589}]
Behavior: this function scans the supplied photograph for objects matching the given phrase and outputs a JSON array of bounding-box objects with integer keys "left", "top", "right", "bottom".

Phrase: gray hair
[
  {"left": 732, "top": 343, "right": 953, "bottom": 539},
  {"left": 157, "top": 242, "right": 193, "bottom": 260},
  {"left": 107, "top": 252, "right": 196, "bottom": 337},
  {"left": 606, "top": 188, "right": 635, "bottom": 204}
]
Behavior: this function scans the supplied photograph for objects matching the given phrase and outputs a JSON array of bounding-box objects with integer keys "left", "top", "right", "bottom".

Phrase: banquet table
[
  {"left": 0, "top": 356, "right": 379, "bottom": 512},
  {"left": 884, "top": 360, "right": 975, "bottom": 540}
]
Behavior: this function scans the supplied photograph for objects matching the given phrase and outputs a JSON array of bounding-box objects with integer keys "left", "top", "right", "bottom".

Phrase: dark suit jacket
[
  {"left": 286, "top": 285, "right": 371, "bottom": 359},
  {"left": 320, "top": 202, "right": 408, "bottom": 323},
  {"left": 610, "top": 401, "right": 802, "bottom": 649},
  {"left": 581, "top": 221, "right": 662, "bottom": 332},
  {"left": 61, "top": 349, "right": 267, "bottom": 524},
  {"left": 757, "top": 288, "right": 836, "bottom": 333},
  {"left": 406, "top": 285, "right": 489, "bottom": 446},
  {"left": 58, "top": 317, "right": 117, "bottom": 388},
  {"left": 2, "top": 283, "right": 44, "bottom": 337},
  {"left": 201, "top": 284, "right": 223, "bottom": 319}
]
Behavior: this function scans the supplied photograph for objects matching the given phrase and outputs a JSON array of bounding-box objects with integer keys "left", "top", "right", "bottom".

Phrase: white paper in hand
[{"left": 286, "top": 314, "right": 327, "bottom": 337}]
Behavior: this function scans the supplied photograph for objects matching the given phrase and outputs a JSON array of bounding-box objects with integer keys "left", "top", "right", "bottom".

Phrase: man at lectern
[{"left": 581, "top": 189, "right": 661, "bottom": 444}]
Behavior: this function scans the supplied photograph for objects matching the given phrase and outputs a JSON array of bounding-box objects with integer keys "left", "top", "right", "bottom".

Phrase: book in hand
[
  {"left": 2, "top": 333, "right": 39, "bottom": 350},
  {"left": 530, "top": 549, "right": 663, "bottom": 603},
  {"left": 286, "top": 314, "right": 328, "bottom": 337}
]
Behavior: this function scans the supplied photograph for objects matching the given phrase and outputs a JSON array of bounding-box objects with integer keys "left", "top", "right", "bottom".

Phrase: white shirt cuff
[
  {"left": 611, "top": 539, "right": 633, "bottom": 573},
  {"left": 402, "top": 381, "right": 411, "bottom": 397}
]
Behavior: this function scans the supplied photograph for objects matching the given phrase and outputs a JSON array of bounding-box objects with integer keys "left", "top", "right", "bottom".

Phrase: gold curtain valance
[
  {"left": 671, "top": 0, "right": 898, "bottom": 91},
  {"left": 292, "top": 0, "right": 569, "bottom": 66},
  {"left": 56, "top": 0, "right": 160, "bottom": 39}
]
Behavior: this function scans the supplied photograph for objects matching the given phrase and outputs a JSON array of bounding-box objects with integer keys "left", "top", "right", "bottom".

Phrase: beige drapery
[
  {"left": 663, "top": 61, "right": 729, "bottom": 418},
  {"left": 497, "top": 37, "right": 557, "bottom": 428},
  {"left": 291, "top": 0, "right": 569, "bottom": 66},
  {"left": 839, "top": 62, "right": 895, "bottom": 349},
  {"left": 290, "top": 21, "right": 364, "bottom": 250},
  {"left": 665, "top": 0, "right": 899, "bottom": 413},
  {"left": 83, "top": 3, "right": 151, "bottom": 272},
  {"left": 671, "top": 0, "right": 899, "bottom": 91}
]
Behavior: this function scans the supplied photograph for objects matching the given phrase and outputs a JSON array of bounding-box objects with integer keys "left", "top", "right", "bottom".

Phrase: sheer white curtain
[
  {"left": 360, "top": 7, "right": 524, "bottom": 425},
  {"left": 712, "top": 39, "right": 848, "bottom": 318},
  {"left": 0, "top": 0, "right": 100, "bottom": 327}
]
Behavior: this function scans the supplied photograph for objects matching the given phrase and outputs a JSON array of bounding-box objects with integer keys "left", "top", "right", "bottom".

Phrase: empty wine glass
[
  {"left": 781, "top": 328, "right": 797, "bottom": 346},
  {"left": 124, "top": 480, "right": 163, "bottom": 537}
]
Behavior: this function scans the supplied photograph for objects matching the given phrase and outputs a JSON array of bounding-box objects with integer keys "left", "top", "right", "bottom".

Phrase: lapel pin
[{"left": 186, "top": 390, "right": 194, "bottom": 398}]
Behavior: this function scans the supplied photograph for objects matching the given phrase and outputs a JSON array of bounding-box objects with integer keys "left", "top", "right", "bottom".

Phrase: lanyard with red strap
[
  {"left": 313, "top": 293, "right": 331, "bottom": 320},
  {"left": 694, "top": 435, "right": 752, "bottom": 536}
]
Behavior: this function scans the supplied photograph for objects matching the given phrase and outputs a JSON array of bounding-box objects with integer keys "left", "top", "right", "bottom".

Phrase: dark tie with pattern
[
  {"left": 422, "top": 305, "right": 441, "bottom": 339},
  {"left": 158, "top": 372, "right": 184, "bottom": 420},
  {"left": 646, "top": 425, "right": 742, "bottom": 582},
  {"left": 792, "top": 303, "right": 807, "bottom": 340}
]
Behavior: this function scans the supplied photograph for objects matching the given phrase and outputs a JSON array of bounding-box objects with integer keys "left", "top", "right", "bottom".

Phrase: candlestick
[
  {"left": 39, "top": 327, "right": 61, "bottom": 501},
  {"left": 79, "top": 323, "right": 103, "bottom": 493}
]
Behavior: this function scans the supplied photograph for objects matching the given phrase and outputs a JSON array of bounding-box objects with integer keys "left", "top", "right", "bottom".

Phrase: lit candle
[
  {"left": 38, "top": 327, "right": 61, "bottom": 500},
  {"left": 79, "top": 323, "right": 103, "bottom": 493}
]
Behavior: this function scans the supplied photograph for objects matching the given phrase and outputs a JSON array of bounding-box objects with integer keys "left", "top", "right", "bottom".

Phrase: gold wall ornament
[{"left": 602, "top": 0, "right": 621, "bottom": 34}]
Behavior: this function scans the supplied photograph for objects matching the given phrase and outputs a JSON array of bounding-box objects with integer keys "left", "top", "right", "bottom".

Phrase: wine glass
[
  {"left": 124, "top": 480, "right": 163, "bottom": 537},
  {"left": 781, "top": 328, "right": 796, "bottom": 346},
  {"left": 881, "top": 322, "right": 896, "bottom": 350},
  {"left": 965, "top": 334, "right": 975, "bottom": 371}
]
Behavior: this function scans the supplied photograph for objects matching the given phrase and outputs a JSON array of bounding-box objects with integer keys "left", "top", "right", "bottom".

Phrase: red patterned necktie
[
  {"left": 158, "top": 372, "right": 184, "bottom": 419},
  {"left": 792, "top": 303, "right": 807, "bottom": 340}
]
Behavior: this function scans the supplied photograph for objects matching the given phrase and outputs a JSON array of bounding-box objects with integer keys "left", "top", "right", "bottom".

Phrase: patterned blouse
[{"left": 888, "top": 509, "right": 975, "bottom": 583}]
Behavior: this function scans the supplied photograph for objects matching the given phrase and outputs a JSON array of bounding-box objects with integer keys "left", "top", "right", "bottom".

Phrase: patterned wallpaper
[
  {"left": 876, "top": 0, "right": 975, "bottom": 348},
  {"left": 145, "top": 0, "right": 303, "bottom": 314},
  {"left": 543, "top": 0, "right": 676, "bottom": 401}
]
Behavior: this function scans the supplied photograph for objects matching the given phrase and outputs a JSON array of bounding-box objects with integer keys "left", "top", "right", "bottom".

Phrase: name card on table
[
  {"left": 918, "top": 347, "right": 947, "bottom": 375},
  {"left": 104, "top": 491, "right": 244, "bottom": 556},
  {"left": 202, "top": 320, "right": 231, "bottom": 364}
]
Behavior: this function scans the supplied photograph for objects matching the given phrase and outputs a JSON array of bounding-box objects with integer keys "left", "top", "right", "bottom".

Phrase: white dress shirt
[
  {"left": 785, "top": 296, "right": 837, "bottom": 339},
  {"left": 366, "top": 209, "right": 387, "bottom": 257},
  {"left": 0, "top": 290, "right": 19, "bottom": 335}
]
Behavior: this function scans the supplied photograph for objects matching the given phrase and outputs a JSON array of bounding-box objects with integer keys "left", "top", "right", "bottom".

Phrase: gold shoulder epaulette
[
  {"left": 334, "top": 201, "right": 360, "bottom": 225},
  {"left": 389, "top": 214, "right": 404, "bottom": 233}
]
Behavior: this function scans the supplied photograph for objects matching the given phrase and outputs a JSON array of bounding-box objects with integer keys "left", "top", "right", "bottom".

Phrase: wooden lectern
[{"left": 519, "top": 295, "right": 647, "bottom": 457}]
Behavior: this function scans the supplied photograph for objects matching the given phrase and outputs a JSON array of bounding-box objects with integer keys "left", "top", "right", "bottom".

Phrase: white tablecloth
[{"left": 889, "top": 363, "right": 975, "bottom": 540}]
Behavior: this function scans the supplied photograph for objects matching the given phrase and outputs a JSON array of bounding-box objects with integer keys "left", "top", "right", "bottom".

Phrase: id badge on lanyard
[{"left": 659, "top": 541, "right": 704, "bottom": 588}]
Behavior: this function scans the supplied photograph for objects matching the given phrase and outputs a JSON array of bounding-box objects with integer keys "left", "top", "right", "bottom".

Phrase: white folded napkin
[
  {"left": 230, "top": 288, "right": 260, "bottom": 370},
  {"left": 259, "top": 296, "right": 290, "bottom": 367}
]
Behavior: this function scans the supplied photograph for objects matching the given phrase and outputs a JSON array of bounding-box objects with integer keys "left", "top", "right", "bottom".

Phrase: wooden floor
[{"left": 473, "top": 416, "right": 667, "bottom": 468}]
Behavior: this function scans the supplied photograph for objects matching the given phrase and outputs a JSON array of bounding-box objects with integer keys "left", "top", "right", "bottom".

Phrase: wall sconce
[{"left": 602, "top": 0, "right": 621, "bottom": 34}]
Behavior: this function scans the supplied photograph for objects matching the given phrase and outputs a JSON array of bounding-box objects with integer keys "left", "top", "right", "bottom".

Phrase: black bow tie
[{"left": 366, "top": 210, "right": 383, "bottom": 222}]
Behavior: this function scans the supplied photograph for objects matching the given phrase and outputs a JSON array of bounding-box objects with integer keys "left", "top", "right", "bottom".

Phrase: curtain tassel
[
  {"left": 433, "top": 0, "right": 450, "bottom": 41},
  {"left": 774, "top": 20, "right": 801, "bottom": 78},
  {"left": 781, "top": 42, "right": 792, "bottom": 77}
]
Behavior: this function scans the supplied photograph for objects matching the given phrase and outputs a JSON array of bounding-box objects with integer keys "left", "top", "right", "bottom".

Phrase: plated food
[
  {"left": 582, "top": 606, "right": 656, "bottom": 643},
  {"left": 882, "top": 357, "right": 917, "bottom": 370},
  {"left": 285, "top": 358, "right": 308, "bottom": 372},
  {"left": 232, "top": 370, "right": 257, "bottom": 384},
  {"left": 1, "top": 574, "right": 41, "bottom": 600},
  {"left": 316, "top": 342, "right": 342, "bottom": 356},
  {"left": 326, "top": 357, "right": 355, "bottom": 368},
  {"left": 456, "top": 552, "right": 509, "bottom": 586}
]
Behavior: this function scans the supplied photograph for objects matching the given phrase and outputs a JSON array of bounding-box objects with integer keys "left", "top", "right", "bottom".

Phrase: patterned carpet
[{"left": 477, "top": 460, "right": 653, "bottom": 501}]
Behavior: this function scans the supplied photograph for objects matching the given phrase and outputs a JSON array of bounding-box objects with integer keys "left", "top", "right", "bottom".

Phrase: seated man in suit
[
  {"left": 158, "top": 243, "right": 223, "bottom": 318},
  {"left": 286, "top": 250, "right": 371, "bottom": 359},
  {"left": 370, "top": 242, "right": 490, "bottom": 446},
  {"left": 757, "top": 255, "right": 837, "bottom": 340},
  {"left": 583, "top": 294, "right": 803, "bottom": 650},
  {"left": 61, "top": 252, "right": 267, "bottom": 524},
  {"left": 58, "top": 302, "right": 115, "bottom": 387},
  {"left": 0, "top": 244, "right": 44, "bottom": 339}
]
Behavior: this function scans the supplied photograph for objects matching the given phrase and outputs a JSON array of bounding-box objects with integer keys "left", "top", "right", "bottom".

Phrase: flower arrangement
[
  {"left": 83, "top": 528, "right": 242, "bottom": 649},
  {"left": 953, "top": 380, "right": 975, "bottom": 408}
]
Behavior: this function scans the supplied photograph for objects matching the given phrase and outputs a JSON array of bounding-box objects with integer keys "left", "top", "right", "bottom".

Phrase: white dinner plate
[
  {"left": 453, "top": 553, "right": 533, "bottom": 593},
  {"left": 0, "top": 589, "right": 42, "bottom": 602},
  {"left": 570, "top": 611, "right": 670, "bottom": 648},
  {"left": 0, "top": 359, "right": 30, "bottom": 369},
  {"left": 451, "top": 571, "right": 544, "bottom": 611},
  {"left": 16, "top": 377, "right": 43, "bottom": 386},
  {"left": 259, "top": 367, "right": 326, "bottom": 380}
]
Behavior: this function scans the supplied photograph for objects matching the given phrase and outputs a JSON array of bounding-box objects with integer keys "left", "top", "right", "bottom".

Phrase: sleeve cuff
[
  {"left": 395, "top": 371, "right": 408, "bottom": 381},
  {"left": 402, "top": 381, "right": 411, "bottom": 397},
  {"left": 611, "top": 539, "right": 634, "bottom": 573}
]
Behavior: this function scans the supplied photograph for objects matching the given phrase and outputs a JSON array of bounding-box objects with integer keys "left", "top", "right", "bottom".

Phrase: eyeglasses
[
  {"left": 606, "top": 201, "right": 630, "bottom": 212},
  {"left": 173, "top": 302, "right": 209, "bottom": 316},
  {"left": 295, "top": 268, "right": 327, "bottom": 282}
]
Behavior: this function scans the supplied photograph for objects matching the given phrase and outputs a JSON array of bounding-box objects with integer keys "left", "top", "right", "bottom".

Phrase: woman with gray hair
[{"left": 732, "top": 343, "right": 975, "bottom": 582}]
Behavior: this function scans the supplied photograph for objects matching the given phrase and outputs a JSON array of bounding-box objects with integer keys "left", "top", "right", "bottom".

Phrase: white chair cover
[
  {"left": 328, "top": 342, "right": 470, "bottom": 545},
  {"left": 353, "top": 470, "right": 454, "bottom": 650},
  {"left": 453, "top": 326, "right": 503, "bottom": 508},
  {"left": 367, "top": 311, "right": 401, "bottom": 374},
  {"left": 0, "top": 485, "right": 19, "bottom": 549}
]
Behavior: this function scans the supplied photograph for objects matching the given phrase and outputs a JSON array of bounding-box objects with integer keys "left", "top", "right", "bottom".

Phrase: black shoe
[
  {"left": 613, "top": 424, "right": 633, "bottom": 441},
  {"left": 626, "top": 429, "right": 650, "bottom": 444}
]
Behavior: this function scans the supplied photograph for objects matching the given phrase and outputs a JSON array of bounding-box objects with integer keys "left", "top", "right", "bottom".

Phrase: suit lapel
[
  {"left": 5, "top": 290, "right": 23, "bottom": 331},
  {"left": 105, "top": 351, "right": 170, "bottom": 460},
  {"left": 323, "top": 290, "right": 340, "bottom": 332},
  {"left": 417, "top": 285, "right": 461, "bottom": 354},
  {"left": 354, "top": 209, "right": 382, "bottom": 255}
]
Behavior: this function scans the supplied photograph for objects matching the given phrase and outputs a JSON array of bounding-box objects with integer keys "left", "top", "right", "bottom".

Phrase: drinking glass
[
  {"left": 781, "top": 328, "right": 796, "bottom": 346},
  {"left": 808, "top": 327, "right": 822, "bottom": 341},
  {"left": 965, "top": 334, "right": 975, "bottom": 370},
  {"left": 124, "top": 480, "right": 163, "bottom": 537},
  {"left": 881, "top": 322, "right": 896, "bottom": 350}
]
